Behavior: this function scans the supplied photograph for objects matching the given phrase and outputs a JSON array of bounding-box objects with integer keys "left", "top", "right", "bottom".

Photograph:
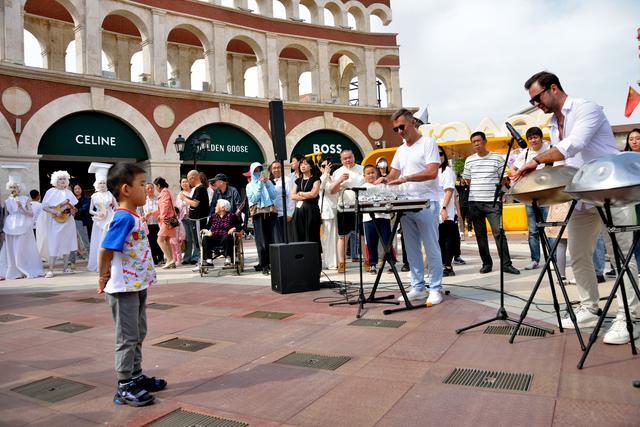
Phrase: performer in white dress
[
  {"left": 36, "top": 170, "right": 78, "bottom": 278},
  {"left": 0, "top": 165, "right": 44, "bottom": 279},
  {"left": 87, "top": 163, "right": 117, "bottom": 272}
]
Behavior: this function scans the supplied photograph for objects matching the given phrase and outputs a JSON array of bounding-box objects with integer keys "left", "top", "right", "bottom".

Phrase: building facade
[{"left": 0, "top": 0, "right": 402, "bottom": 193}]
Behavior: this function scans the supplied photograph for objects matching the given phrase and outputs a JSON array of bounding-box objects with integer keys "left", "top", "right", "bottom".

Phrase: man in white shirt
[
  {"left": 330, "top": 149, "right": 365, "bottom": 273},
  {"left": 269, "top": 160, "right": 295, "bottom": 243},
  {"left": 511, "top": 126, "right": 551, "bottom": 270},
  {"left": 376, "top": 108, "right": 444, "bottom": 305},
  {"left": 515, "top": 71, "right": 638, "bottom": 345},
  {"left": 463, "top": 132, "right": 520, "bottom": 275}
]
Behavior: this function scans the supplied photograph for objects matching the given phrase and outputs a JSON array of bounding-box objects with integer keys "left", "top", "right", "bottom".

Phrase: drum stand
[
  {"left": 330, "top": 189, "right": 397, "bottom": 318},
  {"left": 577, "top": 201, "right": 640, "bottom": 368},
  {"left": 509, "top": 200, "right": 585, "bottom": 349},
  {"left": 365, "top": 210, "right": 429, "bottom": 315}
]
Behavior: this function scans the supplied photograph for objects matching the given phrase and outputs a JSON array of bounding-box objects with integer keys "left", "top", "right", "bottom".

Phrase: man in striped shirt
[{"left": 463, "top": 131, "right": 520, "bottom": 275}]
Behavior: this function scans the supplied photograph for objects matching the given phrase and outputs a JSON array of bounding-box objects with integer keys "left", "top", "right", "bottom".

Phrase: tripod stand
[
  {"left": 330, "top": 187, "right": 396, "bottom": 318},
  {"left": 456, "top": 139, "right": 552, "bottom": 336},
  {"left": 577, "top": 201, "right": 640, "bottom": 368}
]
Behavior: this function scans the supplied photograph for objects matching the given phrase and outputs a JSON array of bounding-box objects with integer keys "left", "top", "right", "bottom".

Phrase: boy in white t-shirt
[{"left": 98, "top": 163, "right": 166, "bottom": 407}]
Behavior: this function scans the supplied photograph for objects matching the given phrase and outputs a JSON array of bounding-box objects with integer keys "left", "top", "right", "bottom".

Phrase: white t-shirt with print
[
  {"left": 390, "top": 136, "right": 441, "bottom": 200},
  {"left": 438, "top": 167, "right": 457, "bottom": 221}
]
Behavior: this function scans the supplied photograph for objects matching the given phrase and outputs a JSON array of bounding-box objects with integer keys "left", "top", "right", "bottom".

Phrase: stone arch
[
  {"left": 29, "top": 0, "right": 81, "bottom": 26},
  {"left": 300, "top": 0, "right": 323, "bottom": 24},
  {"left": 98, "top": 5, "right": 151, "bottom": 42},
  {"left": 166, "top": 21, "right": 212, "bottom": 90},
  {"left": 277, "top": 40, "right": 318, "bottom": 102},
  {"left": 277, "top": 39, "right": 317, "bottom": 65},
  {"left": 225, "top": 32, "right": 266, "bottom": 97},
  {"left": 344, "top": 1, "right": 367, "bottom": 31},
  {"left": 322, "top": 0, "right": 345, "bottom": 27},
  {"left": 0, "top": 113, "right": 18, "bottom": 156},
  {"left": 223, "top": 31, "right": 265, "bottom": 63},
  {"left": 18, "top": 93, "right": 168, "bottom": 161},
  {"left": 285, "top": 115, "right": 372, "bottom": 158},
  {"left": 169, "top": 107, "right": 274, "bottom": 162},
  {"left": 368, "top": 3, "right": 392, "bottom": 26},
  {"left": 375, "top": 69, "right": 390, "bottom": 108}
]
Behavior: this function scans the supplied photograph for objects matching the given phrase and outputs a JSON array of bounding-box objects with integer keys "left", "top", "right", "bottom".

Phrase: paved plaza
[{"left": 1, "top": 235, "right": 639, "bottom": 426}]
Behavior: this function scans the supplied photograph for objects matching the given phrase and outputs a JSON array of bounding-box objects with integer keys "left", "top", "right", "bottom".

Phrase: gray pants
[{"left": 106, "top": 290, "right": 147, "bottom": 381}]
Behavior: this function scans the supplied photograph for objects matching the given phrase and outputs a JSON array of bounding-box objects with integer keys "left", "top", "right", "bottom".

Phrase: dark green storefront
[
  {"left": 291, "top": 130, "right": 363, "bottom": 163},
  {"left": 182, "top": 123, "right": 265, "bottom": 164}
]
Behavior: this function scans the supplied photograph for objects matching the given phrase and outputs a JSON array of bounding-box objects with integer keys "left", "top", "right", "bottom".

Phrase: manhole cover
[
  {"left": 27, "top": 292, "right": 59, "bottom": 298},
  {"left": 274, "top": 352, "right": 351, "bottom": 371},
  {"left": 349, "top": 318, "right": 406, "bottom": 328},
  {"left": 76, "top": 297, "right": 104, "bottom": 304},
  {"left": 154, "top": 337, "right": 213, "bottom": 352},
  {"left": 484, "top": 325, "right": 547, "bottom": 337},
  {"left": 147, "top": 303, "right": 178, "bottom": 310},
  {"left": 0, "top": 314, "right": 27, "bottom": 323},
  {"left": 45, "top": 322, "right": 93, "bottom": 333},
  {"left": 11, "top": 376, "right": 94, "bottom": 403},
  {"left": 148, "top": 409, "right": 248, "bottom": 427},
  {"left": 244, "top": 311, "right": 294, "bottom": 320},
  {"left": 443, "top": 367, "right": 533, "bottom": 392}
]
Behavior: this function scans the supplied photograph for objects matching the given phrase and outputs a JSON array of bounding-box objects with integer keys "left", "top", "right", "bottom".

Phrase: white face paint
[
  {"left": 56, "top": 176, "right": 69, "bottom": 189},
  {"left": 95, "top": 180, "right": 107, "bottom": 192},
  {"left": 8, "top": 183, "right": 19, "bottom": 195}
]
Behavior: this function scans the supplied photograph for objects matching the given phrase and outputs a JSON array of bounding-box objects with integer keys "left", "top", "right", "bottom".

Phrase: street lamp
[{"left": 173, "top": 133, "right": 211, "bottom": 169}]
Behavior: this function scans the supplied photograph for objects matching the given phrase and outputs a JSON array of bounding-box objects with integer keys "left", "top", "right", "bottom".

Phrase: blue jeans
[
  {"left": 399, "top": 201, "right": 443, "bottom": 292},
  {"left": 349, "top": 230, "right": 360, "bottom": 260},
  {"left": 592, "top": 232, "right": 605, "bottom": 275},
  {"left": 363, "top": 218, "right": 395, "bottom": 265},
  {"left": 525, "top": 204, "right": 548, "bottom": 263},
  {"left": 182, "top": 218, "right": 198, "bottom": 263}
]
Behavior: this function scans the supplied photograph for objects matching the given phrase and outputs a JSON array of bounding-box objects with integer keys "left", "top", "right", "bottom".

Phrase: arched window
[
  {"left": 191, "top": 59, "right": 206, "bottom": 91},
  {"left": 244, "top": 66, "right": 259, "bottom": 97},
  {"left": 299, "top": 4, "right": 311, "bottom": 22},
  {"left": 130, "top": 51, "right": 143, "bottom": 81},
  {"left": 323, "top": 8, "right": 335, "bottom": 26},
  {"left": 347, "top": 13, "right": 356, "bottom": 29},
  {"left": 23, "top": 30, "right": 44, "bottom": 68},
  {"left": 273, "top": 1, "right": 287, "bottom": 19},
  {"left": 370, "top": 14, "right": 385, "bottom": 32}
]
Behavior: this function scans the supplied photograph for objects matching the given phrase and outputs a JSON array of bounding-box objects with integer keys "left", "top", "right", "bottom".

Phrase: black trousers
[
  {"left": 202, "top": 234, "right": 234, "bottom": 261},
  {"left": 147, "top": 224, "right": 163, "bottom": 264},
  {"left": 438, "top": 219, "right": 458, "bottom": 268},
  {"left": 469, "top": 201, "right": 513, "bottom": 268},
  {"left": 253, "top": 212, "right": 277, "bottom": 269}
]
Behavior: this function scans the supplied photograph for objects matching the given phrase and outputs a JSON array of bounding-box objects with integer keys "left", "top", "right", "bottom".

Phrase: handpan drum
[
  {"left": 508, "top": 166, "right": 578, "bottom": 206},
  {"left": 565, "top": 152, "right": 640, "bottom": 207}
]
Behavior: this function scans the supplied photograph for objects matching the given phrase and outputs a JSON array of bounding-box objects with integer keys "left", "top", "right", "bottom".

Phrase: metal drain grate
[
  {"left": 149, "top": 409, "right": 248, "bottom": 427},
  {"left": 0, "top": 313, "right": 27, "bottom": 323},
  {"left": 11, "top": 376, "right": 94, "bottom": 403},
  {"left": 244, "top": 310, "right": 293, "bottom": 320},
  {"left": 45, "top": 322, "right": 93, "bottom": 333},
  {"left": 147, "top": 303, "right": 177, "bottom": 310},
  {"left": 349, "top": 318, "right": 406, "bottom": 328},
  {"left": 27, "top": 292, "right": 59, "bottom": 298},
  {"left": 76, "top": 297, "right": 104, "bottom": 304},
  {"left": 443, "top": 368, "right": 533, "bottom": 392},
  {"left": 484, "top": 325, "right": 547, "bottom": 337},
  {"left": 153, "top": 337, "right": 213, "bottom": 352},
  {"left": 274, "top": 352, "right": 351, "bottom": 371}
]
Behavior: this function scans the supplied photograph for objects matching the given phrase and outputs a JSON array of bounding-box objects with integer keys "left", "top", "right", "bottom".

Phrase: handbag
[
  {"left": 249, "top": 204, "right": 276, "bottom": 217},
  {"left": 164, "top": 216, "right": 180, "bottom": 228}
]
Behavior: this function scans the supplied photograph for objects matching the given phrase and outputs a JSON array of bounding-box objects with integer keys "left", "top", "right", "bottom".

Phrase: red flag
[{"left": 625, "top": 86, "right": 640, "bottom": 118}]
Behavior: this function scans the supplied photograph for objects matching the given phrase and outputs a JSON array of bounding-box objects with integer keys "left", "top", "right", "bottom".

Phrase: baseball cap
[
  {"left": 242, "top": 171, "right": 251, "bottom": 177},
  {"left": 211, "top": 173, "right": 228, "bottom": 183}
]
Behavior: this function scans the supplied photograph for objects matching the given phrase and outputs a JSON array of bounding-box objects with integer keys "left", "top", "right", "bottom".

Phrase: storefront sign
[
  {"left": 38, "top": 112, "right": 148, "bottom": 159},
  {"left": 183, "top": 123, "right": 264, "bottom": 163},
  {"left": 292, "top": 130, "right": 363, "bottom": 162}
]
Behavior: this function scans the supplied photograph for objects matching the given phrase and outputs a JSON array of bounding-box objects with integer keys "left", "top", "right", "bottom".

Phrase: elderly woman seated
[{"left": 202, "top": 199, "right": 241, "bottom": 266}]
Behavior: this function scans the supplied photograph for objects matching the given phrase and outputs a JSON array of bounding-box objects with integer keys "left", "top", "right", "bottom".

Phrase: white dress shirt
[{"left": 273, "top": 176, "right": 295, "bottom": 218}]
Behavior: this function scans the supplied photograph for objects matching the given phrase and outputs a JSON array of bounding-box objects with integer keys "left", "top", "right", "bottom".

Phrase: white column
[
  {"left": 47, "top": 21, "right": 67, "bottom": 71},
  {"left": 212, "top": 22, "right": 228, "bottom": 93},
  {"left": 288, "top": 0, "right": 300, "bottom": 20},
  {"left": 76, "top": 0, "right": 101, "bottom": 75},
  {"left": 287, "top": 60, "right": 299, "bottom": 101},
  {"left": 362, "top": 47, "right": 377, "bottom": 107},
  {"left": 316, "top": 40, "right": 331, "bottom": 103},
  {"left": 389, "top": 68, "right": 402, "bottom": 107},
  {"left": 177, "top": 45, "right": 191, "bottom": 89},
  {"left": 151, "top": 9, "right": 167, "bottom": 85},
  {"left": 264, "top": 33, "right": 279, "bottom": 99},
  {"left": 231, "top": 53, "right": 244, "bottom": 95},
  {"left": 2, "top": 0, "right": 24, "bottom": 64}
]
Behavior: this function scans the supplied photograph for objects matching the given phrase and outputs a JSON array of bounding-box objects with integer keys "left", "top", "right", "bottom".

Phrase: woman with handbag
[{"left": 152, "top": 177, "right": 178, "bottom": 269}]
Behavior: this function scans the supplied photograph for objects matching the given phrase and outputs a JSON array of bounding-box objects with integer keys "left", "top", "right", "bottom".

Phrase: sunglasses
[
  {"left": 529, "top": 87, "right": 550, "bottom": 106},
  {"left": 392, "top": 124, "right": 406, "bottom": 133}
]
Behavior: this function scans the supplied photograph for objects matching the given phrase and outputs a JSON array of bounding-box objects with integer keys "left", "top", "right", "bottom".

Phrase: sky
[
  {"left": 382, "top": 0, "right": 640, "bottom": 127},
  {"left": 23, "top": 0, "right": 640, "bottom": 127}
]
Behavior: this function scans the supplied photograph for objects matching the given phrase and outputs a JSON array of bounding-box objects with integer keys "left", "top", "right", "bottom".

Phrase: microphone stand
[{"left": 456, "top": 138, "right": 551, "bottom": 335}]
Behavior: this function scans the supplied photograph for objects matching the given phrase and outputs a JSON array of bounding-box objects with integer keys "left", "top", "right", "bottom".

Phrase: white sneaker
[
  {"left": 44, "top": 271, "right": 54, "bottom": 278},
  {"left": 426, "top": 290, "right": 443, "bottom": 306},
  {"left": 524, "top": 261, "right": 540, "bottom": 270},
  {"left": 561, "top": 305, "right": 599, "bottom": 329},
  {"left": 467, "top": 231, "right": 472, "bottom": 237},
  {"left": 62, "top": 268, "right": 74, "bottom": 274},
  {"left": 224, "top": 257, "right": 232, "bottom": 266},
  {"left": 603, "top": 314, "right": 639, "bottom": 345},
  {"left": 398, "top": 288, "right": 427, "bottom": 302}
]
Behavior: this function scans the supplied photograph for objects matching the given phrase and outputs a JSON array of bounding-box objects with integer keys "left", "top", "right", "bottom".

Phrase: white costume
[
  {"left": 36, "top": 170, "right": 78, "bottom": 277},
  {"left": 87, "top": 163, "right": 116, "bottom": 272},
  {"left": 0, "top": 165, "right": 44, "bottom": 279}
]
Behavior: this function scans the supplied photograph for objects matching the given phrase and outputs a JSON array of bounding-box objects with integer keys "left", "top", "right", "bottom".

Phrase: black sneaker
[
  {"left": 605, "top": 269, "right": 616, "bottom": 278},
  {"left": 254, "top": 264, "right": 263, "bottom": 272},
  {"left": 133, "top": 374, "right": 167, "bottom": 392},
  {"left": 503, "top": 265, "right": 520, "bottom": 275},
  {"left": 443, "top": 267, "right": 455, "bottom": 277},
  {"left": 262, "top": 267, "right": 270, "bottom": 275},
  {"left": 453, "top": 256, "right": 466, "bottom": 265},
  {"left": 114, "top": 381, "right": 154, "bottom": 407},
  {"left": 479, "top": 265, "right": 492, "bottom": 274},
  {"left": 400, "top": 264, "right": 410, "bottom": 272},
  {"left": 596, "top": 274, "right": 606, "bottom": 283}
]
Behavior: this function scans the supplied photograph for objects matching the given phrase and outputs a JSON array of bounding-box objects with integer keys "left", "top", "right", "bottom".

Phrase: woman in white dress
[
  {"left": 36, "top": 170, "right": 78, "bottom": 278},
  {"left": 87, "top": 163, "right": 117, "bottom": 272},
  {"left": 0, "top": 176, "right": 44, "bottom": 279},
  {"left": 319, "top": 158, "right": 338, "bottom": 269}
]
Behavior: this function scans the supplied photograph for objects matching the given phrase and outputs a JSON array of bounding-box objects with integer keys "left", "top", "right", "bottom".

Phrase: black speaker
[
  {"left": 270, "top": 242, "right": 320, "bottom": 294},
  {"left": 269, "top": 100, "right": 287, "bottom": 161}
]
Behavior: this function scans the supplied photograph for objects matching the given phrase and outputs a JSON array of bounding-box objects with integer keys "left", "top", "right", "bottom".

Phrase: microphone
[
  {"left": 347, "top": 187, "right": 368, "bottom": 192},
  {"left": 505, "top": 122, "right": 529, "bottom": 149}
]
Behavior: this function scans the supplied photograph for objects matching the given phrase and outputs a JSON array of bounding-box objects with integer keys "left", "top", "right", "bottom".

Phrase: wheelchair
[{"left": 198, "top": 230, "right": 244, "bottom": 276}]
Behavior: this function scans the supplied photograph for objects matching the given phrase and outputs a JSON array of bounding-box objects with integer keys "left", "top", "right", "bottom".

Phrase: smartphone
[{"left": 260, "top": 170, "right": 270, "bottom": 179}]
